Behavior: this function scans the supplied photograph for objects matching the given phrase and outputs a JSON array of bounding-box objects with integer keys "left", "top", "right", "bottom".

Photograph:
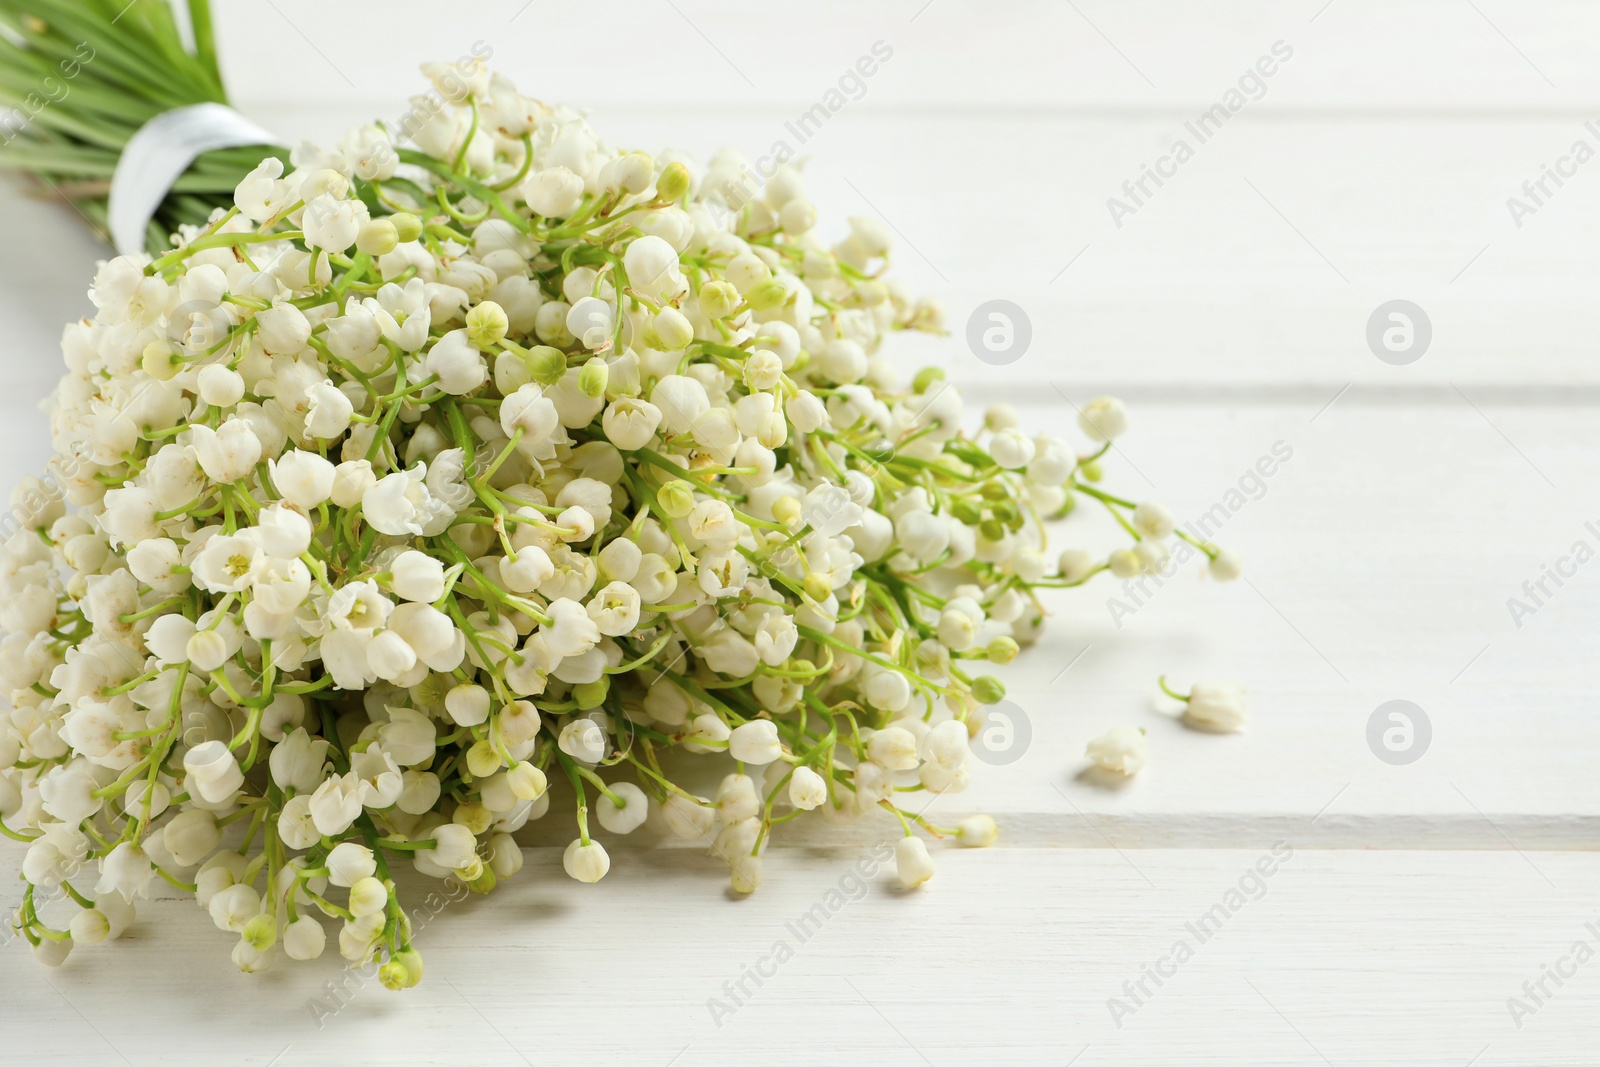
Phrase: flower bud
[
  {"left": 1132, "top": 540, "right": 1167, "bottom": 575},
  {"left": 771, "top": 495, "right": 802, "bottom": 526},
  {"left": 1132, "top": 501, "right": 1174, "bottom": 539},
  {"left": 562, "top": 838, "right": 610, "bottom": 883},
  {"left": 328, "top": 841, "right": 377, "bottom": 887},
  {"left": 508, "top": 761, "right": 547, "bottom": 800},
  {"left": 788, "top": 765, "right": 828, "bottom": 809},
  {"left": 389, "top": 212, "right": 423, "bottom": 243},
  {"left": 348, "top": 876, "right": 388, "bottom": 917},
  {"left": 578, "top": 356, "right": 608, "bottom": 398},
  {"left": 525, "top": 344, "right": 567, "bottom": 386},
  {"left": 466, "top": 300, "right": 509, "bottom": 348},
  {"left": 494, "top": 350, "right": 532, "bottom": 395},
  {"left": 870, "top": 726, "right": 921, "bottom": 767},
  {"left": 445, "top": 684, "right": 491, "bottom": 727},
  {"left": 573, "top": 677, "right": 609, "bottom": 709},
  {"left": 985, "top": 636, "right": 1019, "bottom": 664},
  {"left": 652, "top": 306, "right": 694, "bottom": 350},
  {"left": 454, "top": 801, "right": 493, "bottom": 835},
  {"left": 728, "top": 720, "right": 782, "bottom": 765},
  {"left": 142, "top": 341, "right": 181, "bottom": 381},
  {"left": 699, "top": 280, "right": 740, "bottom": 319},
  {"left": 971, "top": 675, "right": 1006, "bottom": 705},
  {"left": 656, "top": 161, "right": 691, "bottom": 202},
  {"left": 661, "top": 793, "right": 716, "bottom": 837},
  {"left": 197, "top": 364, "right": 245, "bottom": 407},
  {"left": 430, "top": 823, "right": 478, "bottom": 868},
  {"left": 744, "top": 278, "right": 789, "bottom": 311},
  {"left": 186, "top": 629, "right": 230, "bottom": 672},
  {"left": 242, "top": 912, "right": 277, "bottom": 950},
  {"left": 851, "top": 280, "right": 888, "bottom": 307},
  {"left": 356, "top": 217, "right": 399, "bottom": 256},
  {"left": 393, "top": 947, "right": 425, "bottom": 987},
  {"left": 183, "top": 740, "right": 244, "bottom": 802},
  {"left": 657, "top": 479, "right": 695, "bottom": 519},
  {"left": 466, "top": 739, "right": 502, "bottom": 777},
  {"left": 33, "top": 937, "right": 71, "bottom": 967},
  {"left": 1057, "top": 548, "right": 1094, "bottom": 583},
  {"left": 69, "top": 909, "right": 111, "bottom": 945},
  {"left": 1078, "top": 396, "right": 1129, "bottom": 442},
  {"left": 487, "top": 833, "right": 523, "bottom": 877},
  {"left": 284, "top": 915, "right": 326, "bottom": 960},
  {"left": 895, "top": 836, "right": 936, "bottom": 889},
  {"left": 1108, "top": 548, "right": 1140, "bottom": 578},
  {"left": 729, "top": 854, "right": 762, "bottom": 895},
  {"left": 955, "top": 814, "right": 998, "bottom": 848},
  {"left": 163, "top": 808, "right": 221, "bottom": 866},
  {"left": 609, "top": 151, "right": 654, "bottom": 195},
  {"left": 756, "top": 412, "right": 787, "bottom": 449},
  {"left": 780, "top": 199, "right": 816, "bottom": 233},
  {"left": 1209, "top": 548, "right": 1242, "bottom": 582},
  {"left": 464, "top": 860, "right": 495, "bottom": 893}
]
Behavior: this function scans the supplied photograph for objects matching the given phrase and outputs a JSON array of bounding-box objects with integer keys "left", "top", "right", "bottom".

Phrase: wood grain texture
[
  {"left": 3, "top": 849, "right": 1596, "bottom": 1066},
  {"left": 215, "top": 0, "right": 1600, "bottom": 111},
  {"left": 0, "top": 2, "right": 1596, "bottom": 1061}
]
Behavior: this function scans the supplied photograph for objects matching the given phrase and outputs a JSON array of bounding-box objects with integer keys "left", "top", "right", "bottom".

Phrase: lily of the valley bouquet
[{"left": 0, "top": 3, "right": 1237, "bottom": 987}]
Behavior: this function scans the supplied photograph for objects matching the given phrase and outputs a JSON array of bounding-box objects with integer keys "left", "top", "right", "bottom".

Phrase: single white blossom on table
[
  {"left": 1086, "top": 725, "right": 1149, "bottom": 776},
  {"left": 1163, "top": 678, "right": 1247, "bottom": 732},
  {"left": 955, "top": 815, "right": 999, "bottom": 848},
  {"left": 563, "top": 839, "right": 610, "bottom": 883},
  {"left": 895, "top": 836, "right": 936, "bottom": 889}
]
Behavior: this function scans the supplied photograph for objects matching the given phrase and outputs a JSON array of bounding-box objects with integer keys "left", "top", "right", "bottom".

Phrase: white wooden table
[{"left": 3, "top": 2, "right": 1598, "bottom": 1062}]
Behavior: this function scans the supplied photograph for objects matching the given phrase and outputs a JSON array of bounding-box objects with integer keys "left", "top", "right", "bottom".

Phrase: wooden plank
[
  {"left": 220, "top": 1, "right": 1600, "bottom": 111},
  {"left": 942, "top": 396, "right": 1600, "bottom": 844},
  {"left": 3, "top": 848, "right": 1595, "bottom": 1064}
]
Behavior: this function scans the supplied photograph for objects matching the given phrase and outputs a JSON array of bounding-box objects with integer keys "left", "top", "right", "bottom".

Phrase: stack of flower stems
[{"left": 0, "top": 0, "right": 280, "bottom": 252}]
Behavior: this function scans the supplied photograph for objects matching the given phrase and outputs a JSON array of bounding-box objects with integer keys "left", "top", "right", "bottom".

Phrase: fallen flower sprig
[
  {"left": 0, "top": 54, "right": 1237, "bottom": 984},
  {"left": 1160, "top": 677, "right": 1247, "bottom": 732}
]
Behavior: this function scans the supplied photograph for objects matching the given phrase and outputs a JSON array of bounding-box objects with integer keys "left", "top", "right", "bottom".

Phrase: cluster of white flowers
[{"left": 0, "top": 64, "right": 1235, "bottom": 985}]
